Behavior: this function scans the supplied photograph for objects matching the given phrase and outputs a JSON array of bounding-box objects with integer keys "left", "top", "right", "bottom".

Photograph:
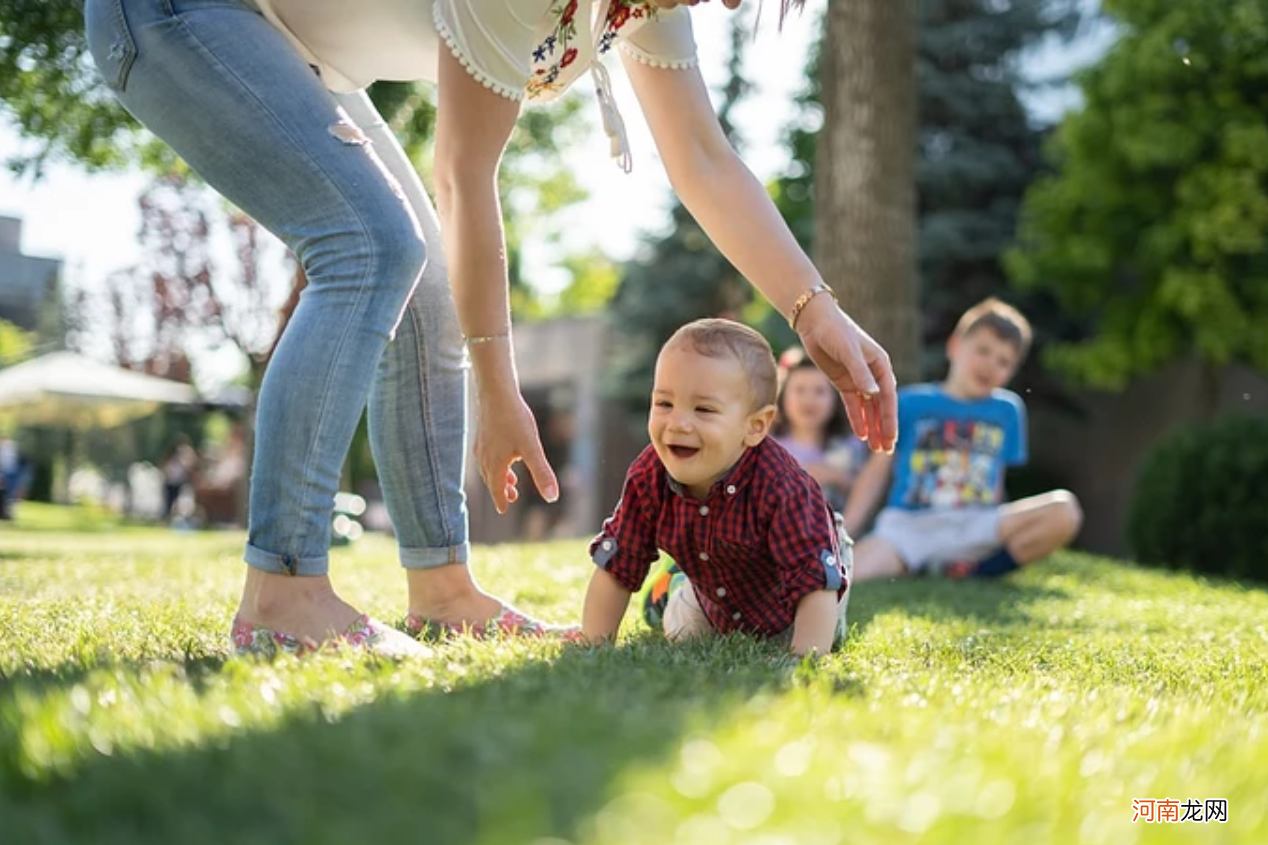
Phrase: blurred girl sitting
[{"left": 773, "top": 348, "right": 871, "bottom": 513}]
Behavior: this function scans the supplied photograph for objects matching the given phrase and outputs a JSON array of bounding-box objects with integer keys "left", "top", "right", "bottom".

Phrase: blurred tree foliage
[
  {"left": 0, "top": 318, "right": 34, "bottom": 368},
  {"left": 1007, "top": 0, "right": 1268, "bottom": 389},
  {"left": 0, "top": 0, "right": 158, "bottom": 176}
]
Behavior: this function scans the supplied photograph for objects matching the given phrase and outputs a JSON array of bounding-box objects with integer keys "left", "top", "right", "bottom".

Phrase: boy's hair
[
  {"left": 771, "top": 346, "right": 849, "bottom": 444},
  {"left": 954, "top": 298, "right": 1033, "bottom": 359},
  {"left": 663, "top": 319, "right": 778, "bottom": 409}
]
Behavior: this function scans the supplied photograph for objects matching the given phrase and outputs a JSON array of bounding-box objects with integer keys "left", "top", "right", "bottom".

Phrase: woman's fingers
[{"left": 522, "top": 438, "right": 560, "bottom": 504}]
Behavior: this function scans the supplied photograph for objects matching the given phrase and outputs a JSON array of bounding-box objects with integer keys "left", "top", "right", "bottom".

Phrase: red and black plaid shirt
[{"left": 589, "top": 437, "right": 848, "bottom": 637}]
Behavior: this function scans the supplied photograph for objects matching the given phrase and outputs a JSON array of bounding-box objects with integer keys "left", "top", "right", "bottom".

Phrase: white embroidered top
[{"left": 247, "top": 0, "right": 698, "bottom": 170}]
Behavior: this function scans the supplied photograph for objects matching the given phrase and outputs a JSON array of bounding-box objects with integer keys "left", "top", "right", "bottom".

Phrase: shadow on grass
[
  {"left": 847, "top": 566, "right": 1075, "bottom": 634},
  {"left": 0, "top": 653, "right": 231, "bottom": 696},
  {"left": 0, "top": 634, "right": 857, "bottom": 845}
]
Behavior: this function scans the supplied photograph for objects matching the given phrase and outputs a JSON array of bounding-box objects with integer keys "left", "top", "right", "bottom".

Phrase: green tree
[
  {"left": 0, "top": 318, "right": 33, "bottom": 366},
  {"left": 917, "top": 0, "right": 1080, "bottom": 377},
  {"left": 0, "top": 0, "right": 153, "bottom": 176},
  {"left": 1007, "top": 0, "right": 1268, "bottom": 390}
]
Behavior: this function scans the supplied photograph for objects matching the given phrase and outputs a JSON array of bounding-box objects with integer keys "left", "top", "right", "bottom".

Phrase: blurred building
[{"left": 0, "top": 215, "right": 62, "bottom": 335}]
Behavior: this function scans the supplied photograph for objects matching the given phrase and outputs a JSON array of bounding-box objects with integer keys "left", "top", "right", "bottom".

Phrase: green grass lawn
[{"left": 2, "top": 503, "right": 1266, "bottom": 844}]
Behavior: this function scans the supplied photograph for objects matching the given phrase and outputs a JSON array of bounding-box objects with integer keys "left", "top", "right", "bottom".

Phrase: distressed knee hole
[{"left": 328, "top": 121, "right": 370, "bottom": 146}]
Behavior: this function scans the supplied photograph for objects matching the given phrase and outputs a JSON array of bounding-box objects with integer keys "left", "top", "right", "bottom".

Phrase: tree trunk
[{"left": 815, "top": 0, "right": 920, "bottom": 383}]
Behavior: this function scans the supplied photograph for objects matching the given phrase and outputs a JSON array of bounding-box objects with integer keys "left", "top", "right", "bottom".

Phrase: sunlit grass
[{"left": 1, "top": 504, "right": 1266, "bottom": 844}]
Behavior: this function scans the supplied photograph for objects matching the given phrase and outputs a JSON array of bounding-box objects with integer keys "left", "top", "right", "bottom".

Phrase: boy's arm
[
  {"left": 581, "top": 569, "right": 632, "bottom": 644},
  {"left": 842, "top": 451, "right": 894, "bottom": 537},
  {"left": 790, "top": 589, "right": 839, "bottom": 657}
]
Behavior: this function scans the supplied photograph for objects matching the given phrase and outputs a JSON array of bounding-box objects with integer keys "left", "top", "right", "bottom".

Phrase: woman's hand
[
  {"left": 473, "top": 384, "right": 559, "bottom": 515},
  {"left": 795, "top": 296, "right": 899, "bottom": 454}
]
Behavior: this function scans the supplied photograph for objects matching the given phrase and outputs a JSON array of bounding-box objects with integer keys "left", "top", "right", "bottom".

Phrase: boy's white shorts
[{"left": 873, "top": 506, "right": 1001, "bottom": 573}]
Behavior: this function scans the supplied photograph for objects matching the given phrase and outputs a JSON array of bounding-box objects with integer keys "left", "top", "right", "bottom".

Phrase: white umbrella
[{"left": 0, "top": 351, "right": 198, "bottom": 429}]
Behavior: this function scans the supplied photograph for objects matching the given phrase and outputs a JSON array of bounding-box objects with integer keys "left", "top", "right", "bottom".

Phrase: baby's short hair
[
  {"left": 664, "top": 318, "right": 778, "bottom": 409},
  {"left": 954, "top": 298, "right": 1033, "bottom": 359}
]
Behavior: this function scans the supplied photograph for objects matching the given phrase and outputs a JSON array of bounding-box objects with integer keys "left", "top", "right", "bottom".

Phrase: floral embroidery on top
[{"left": 527, "top": 0, "right": 656, "bottom": 99}]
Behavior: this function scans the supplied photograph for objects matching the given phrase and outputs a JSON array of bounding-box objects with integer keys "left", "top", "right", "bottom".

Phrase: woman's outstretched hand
[
  {"left": 795, "top": 297, "right": 899, "bottom": 454},
  {"left": 474, "top": 386, "right": 559, "bottom": 515}
]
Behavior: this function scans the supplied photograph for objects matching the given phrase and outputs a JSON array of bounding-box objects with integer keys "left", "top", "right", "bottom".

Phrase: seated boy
[
  {"left": 844, "top": 298, "right": 1082, "bottom": 581},
  {"left": 581, "top": 318, "right": 852, "bottom": 657}
]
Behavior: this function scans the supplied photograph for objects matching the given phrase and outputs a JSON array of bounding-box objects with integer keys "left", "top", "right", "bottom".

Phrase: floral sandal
[
  {"left": 232, "top": 614, "right": 432, "bottom": 659},
  {"left": 404, "top": 605, "right": 583, "bottom": 643}
]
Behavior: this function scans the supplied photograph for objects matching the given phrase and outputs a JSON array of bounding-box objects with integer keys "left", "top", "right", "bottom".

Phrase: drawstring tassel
[{"left": 590, "top": 61, "right": 632, "bottom": 173}]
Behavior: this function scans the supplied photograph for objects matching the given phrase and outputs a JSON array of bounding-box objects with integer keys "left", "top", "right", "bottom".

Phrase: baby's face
[{"left": 648, "top": 343, "right": 769, "bottom": 498}]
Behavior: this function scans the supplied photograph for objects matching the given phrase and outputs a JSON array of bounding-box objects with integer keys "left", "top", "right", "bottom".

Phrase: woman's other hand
[
  {"left": 795, "top": 296, "right": 898, "bottom": 454},
  {"left": 474, "top": 386, "right": 559, "bottom": 515}
]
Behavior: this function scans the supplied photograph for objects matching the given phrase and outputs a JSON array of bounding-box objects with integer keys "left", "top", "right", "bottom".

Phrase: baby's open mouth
[{"left": 669, "top": 445, "right": 699, "bottom": 460}]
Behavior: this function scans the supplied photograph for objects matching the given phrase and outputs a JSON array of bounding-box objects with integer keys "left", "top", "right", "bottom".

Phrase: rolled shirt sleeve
[{"left": 589, "top": 447, "right": 662, "bottom": 593}]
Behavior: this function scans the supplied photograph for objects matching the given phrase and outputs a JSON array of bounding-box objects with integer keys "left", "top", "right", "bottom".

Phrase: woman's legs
[
  {"left": 332, "top": 92, "right": 505, "bottom": 625},
  {"left": 86, "top": 0, "right": 426, "bottom": 643},
  {"left": 333, "top": 92, "right": 564, "bottom": 630}
]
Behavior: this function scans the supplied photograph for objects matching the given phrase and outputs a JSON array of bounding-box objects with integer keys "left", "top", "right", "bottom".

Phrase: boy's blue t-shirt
[{"left": 886, "top": 383, "right": 1027, "bottom": 511}]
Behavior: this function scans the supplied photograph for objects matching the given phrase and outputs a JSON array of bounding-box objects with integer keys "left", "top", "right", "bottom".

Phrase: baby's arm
[
  {"left": 582, "top": 569, "right": 632, "bottom": 644},
  {"left": 790, "top": 589, "right": 839, "bottom": 657}
]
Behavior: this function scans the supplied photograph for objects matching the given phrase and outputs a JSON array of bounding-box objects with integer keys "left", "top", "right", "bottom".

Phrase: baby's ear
[{"left": 745, "top": 404, "right": 778, "bottom": 446}]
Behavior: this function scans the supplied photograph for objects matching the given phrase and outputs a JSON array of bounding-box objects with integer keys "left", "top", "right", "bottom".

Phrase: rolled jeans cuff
[
  {"left": 244, "top": 543, "right": 328, "bottom": 577},
  {"left": 400, "top": 543, "right": 470, "bottom": 570}
]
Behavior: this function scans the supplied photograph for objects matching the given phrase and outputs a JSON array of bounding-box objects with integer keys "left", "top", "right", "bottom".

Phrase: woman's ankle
[
  {"left": 236, "top": 568, "right": 360, "bottom": 636},
  {"left": 405, "top": 565, "right": 503, "bottom": 622}
]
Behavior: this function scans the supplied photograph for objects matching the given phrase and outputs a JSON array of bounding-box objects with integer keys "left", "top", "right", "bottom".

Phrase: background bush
[{"left": 1127, "top": 416, "right": 1268, "bottom": 582}]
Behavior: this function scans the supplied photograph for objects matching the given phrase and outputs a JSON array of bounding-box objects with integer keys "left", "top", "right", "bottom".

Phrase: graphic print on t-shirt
[{"left": 903, "top": 418, "right": 1007, "bottom": 509}]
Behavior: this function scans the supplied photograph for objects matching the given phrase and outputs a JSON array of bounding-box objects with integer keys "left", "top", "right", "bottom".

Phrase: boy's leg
[
  {"left": 662, "top": 580, "right": 717, "bottom": 642},
  {"left": 851, "top": 535, "right": 909, "bottom": 582},
  {"left": 998, "top": 489, "right": 1083, "bottom": 564}
]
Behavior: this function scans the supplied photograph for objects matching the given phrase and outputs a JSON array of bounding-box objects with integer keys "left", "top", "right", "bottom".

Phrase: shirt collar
[{"left": 664, "top": 440, "right": 765, "bottom": 502}]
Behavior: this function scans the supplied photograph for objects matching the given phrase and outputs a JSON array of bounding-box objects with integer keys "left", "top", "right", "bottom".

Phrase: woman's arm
[
  {"left": 621, "top": 56, "right": 897, "bottom": 453},
  {"left": 435, "top": 50, "right": 558, "bottom": 512}
]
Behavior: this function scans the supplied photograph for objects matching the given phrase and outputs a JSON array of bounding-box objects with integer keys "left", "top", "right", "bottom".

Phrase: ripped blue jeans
[{"left": 84, "top": 0, "right": 471, "bottom": 574}]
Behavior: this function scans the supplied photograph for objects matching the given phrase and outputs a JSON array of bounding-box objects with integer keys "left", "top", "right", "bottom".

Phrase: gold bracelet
[
  {"left": 788, "top": 283, "right": 839, "bottom": 331},
  {"left": 464, "top": 329, "right": 511, "bottom": 347}
]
